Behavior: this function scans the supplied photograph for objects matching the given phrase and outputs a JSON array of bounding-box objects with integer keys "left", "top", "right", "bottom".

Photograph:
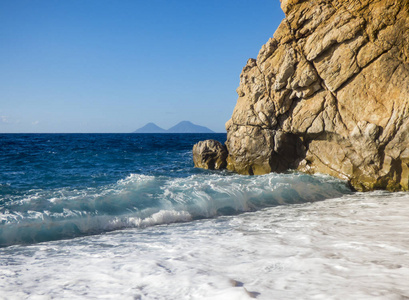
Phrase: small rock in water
[{"left": 193, "top": 139, "right": 227, "bottom": 170}]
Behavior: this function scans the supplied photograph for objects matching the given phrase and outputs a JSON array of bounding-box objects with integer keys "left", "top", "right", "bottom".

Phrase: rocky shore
[{"left": 194, "top": 0, "right": 409, "bottom": 191}]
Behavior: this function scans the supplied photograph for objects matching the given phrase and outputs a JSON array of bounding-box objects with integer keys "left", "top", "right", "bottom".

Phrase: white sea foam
[
  {"left": 0, "top": 172, "right": 349, "bottom": 246},
  {"left": 127, "top": 210, "right": 192, "bottom": 227},
  {"left": 1, "top": 191, "right": 408, "bottom": 299}
]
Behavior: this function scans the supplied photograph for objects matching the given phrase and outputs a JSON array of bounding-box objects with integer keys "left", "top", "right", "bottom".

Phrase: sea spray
[
  {"left": 2, "top": 192, "right": 408, "bottom": 299},
  {"left": 1, "top": 134, "right": 407, "bottom": 299},
  {"left": 0, "top": 171, "right": 350, "bottom": 247}
]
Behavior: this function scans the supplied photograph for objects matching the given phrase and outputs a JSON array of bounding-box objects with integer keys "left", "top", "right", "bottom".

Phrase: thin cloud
[{"left": 0, "top": 116, "right": 10, "bottom": 124}]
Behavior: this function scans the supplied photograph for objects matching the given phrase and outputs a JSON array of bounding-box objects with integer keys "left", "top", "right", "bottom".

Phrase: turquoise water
[
  {"left": 0, "top": 133, "right": 350, "bottom": 247},
  {"left": 1, "top": 134, "right": 409, "bottom": 299}
]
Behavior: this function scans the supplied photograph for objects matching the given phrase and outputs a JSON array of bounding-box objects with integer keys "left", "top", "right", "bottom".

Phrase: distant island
[{"left": 134, "top": 121, "right": 215, "bottom": 133}]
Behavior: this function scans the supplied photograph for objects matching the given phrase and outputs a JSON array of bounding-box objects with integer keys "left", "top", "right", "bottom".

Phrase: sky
[{"left": 0, "top": 0, "right": 285, "bottom": 133}]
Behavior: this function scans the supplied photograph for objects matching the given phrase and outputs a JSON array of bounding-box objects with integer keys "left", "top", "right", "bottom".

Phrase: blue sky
[{"left": 0, "top": 0, "right": 284, "bottom": 133}]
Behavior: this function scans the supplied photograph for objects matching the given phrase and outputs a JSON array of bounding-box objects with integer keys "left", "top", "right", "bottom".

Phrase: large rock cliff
[{"left": 225, "top": 0, "right": 409, "bottom": 191}]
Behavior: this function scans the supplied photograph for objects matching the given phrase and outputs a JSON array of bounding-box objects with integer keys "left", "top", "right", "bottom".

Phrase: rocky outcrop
[
  {"left": 225, "top": 0, "right": 409, "bottom": 191},
  {"left": 193, "top": 140, "right": 228, "bottom": 170}
]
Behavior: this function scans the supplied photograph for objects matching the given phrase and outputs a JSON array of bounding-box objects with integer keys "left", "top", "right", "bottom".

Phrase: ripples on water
[{"left": 0, "top": 134, "right": 408, "bottom": 299}]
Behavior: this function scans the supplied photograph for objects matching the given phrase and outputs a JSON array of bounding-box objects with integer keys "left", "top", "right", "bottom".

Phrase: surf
[{"left": 0, "top": 172, "right": 351, "bottom": 247}]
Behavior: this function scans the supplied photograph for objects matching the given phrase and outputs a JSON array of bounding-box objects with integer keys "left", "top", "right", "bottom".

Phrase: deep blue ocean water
[
  {"left": 0, "top": 133, "right": 351, "bottom": 247},
  {"left": 2, "top": 134, "right": 409, "bottom": 299}
]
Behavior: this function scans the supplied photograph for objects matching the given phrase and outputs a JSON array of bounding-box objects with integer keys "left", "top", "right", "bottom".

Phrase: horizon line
[{"left": 0, "top": 132, "right": 227, "bottom": 134}]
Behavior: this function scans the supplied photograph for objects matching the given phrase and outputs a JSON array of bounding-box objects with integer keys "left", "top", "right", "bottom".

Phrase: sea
[{"left": 0, "top": 133, "right": 408, "bottom": 300}]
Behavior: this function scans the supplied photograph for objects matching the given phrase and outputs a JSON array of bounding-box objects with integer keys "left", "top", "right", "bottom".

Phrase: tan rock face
[
  {"left": 225, "top": 0, "right": 409, "bottom": 191},
  {"left": 193, "top": 140, "right": 228, "bottom": 170}
]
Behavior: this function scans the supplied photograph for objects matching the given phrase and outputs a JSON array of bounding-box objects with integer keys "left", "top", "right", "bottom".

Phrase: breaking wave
[{"left": 0, "top": 172, "right": 351, "bottom": 247}]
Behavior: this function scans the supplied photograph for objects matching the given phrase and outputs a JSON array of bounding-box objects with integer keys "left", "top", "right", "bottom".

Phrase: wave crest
[{"left": 0, "top": 172, "right": 350, "bottom": 247}]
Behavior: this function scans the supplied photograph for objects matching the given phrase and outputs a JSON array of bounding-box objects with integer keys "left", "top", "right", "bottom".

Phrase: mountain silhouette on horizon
[
  {"left": 133, "top": 121, "right": 214, "bottom": 133},
  {"left": 133, "top": 122, "right": 167, "bottom": 133}
]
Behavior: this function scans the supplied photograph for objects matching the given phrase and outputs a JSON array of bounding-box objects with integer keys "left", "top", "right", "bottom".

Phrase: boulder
[
  {"left": 193, "top": 140, "right": 228, "bottom": 170},
  {"left": 225, "top": 0, "right": 409, "bottom": 191}
]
